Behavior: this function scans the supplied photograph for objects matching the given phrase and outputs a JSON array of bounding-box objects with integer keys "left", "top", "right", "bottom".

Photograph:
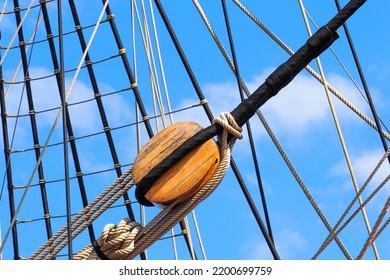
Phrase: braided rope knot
[
  {"left": 213, "top": 112, "right": 243, "bottom": 151},
  {"left": 75, "top": 218, "right": 143, "bottom": 260},
  {"left": 213, "top": 112, "right": 243, "bottom": 140}
]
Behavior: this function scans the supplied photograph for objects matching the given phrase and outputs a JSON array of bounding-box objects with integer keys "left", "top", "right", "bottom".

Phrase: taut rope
[{"left": 71, "top": 112, "right": 242, "bottom": 260}]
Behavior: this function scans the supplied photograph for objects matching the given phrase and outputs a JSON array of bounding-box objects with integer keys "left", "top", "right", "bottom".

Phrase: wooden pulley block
[{"left": 132, "top": 121, "right": 221, "bottom": 207}]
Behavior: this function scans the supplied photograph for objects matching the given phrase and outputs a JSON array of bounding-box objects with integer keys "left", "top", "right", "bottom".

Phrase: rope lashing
[
  {"left": 74, "top": 113, "right": 242, "bottom": 260},
  {"left": 74, "top": 218, "right": 142, "bottom": 260},
  {"left": 125, "top": 113, "right": 242, "bottom": 259},
  {"left": 213, "top": 112, "right": 243, "bottom": 144}
]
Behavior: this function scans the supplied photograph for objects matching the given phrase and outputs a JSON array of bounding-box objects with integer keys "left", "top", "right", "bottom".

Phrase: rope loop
[
  {"left": 213, "top": 112, "right": 243, "bottom": 140},
  {"left": 75, "top": 218, "right": 143, "bottom": 260},
  {"left": 213, "top": 112, "right": 243, "bottom": 151}
]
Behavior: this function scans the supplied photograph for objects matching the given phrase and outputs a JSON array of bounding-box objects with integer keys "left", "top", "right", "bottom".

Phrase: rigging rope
[
  {"left": 232, "top": 0, "right": 390, "bottom": 143},
  {"left": 74, "top": 218, "right": 142, "bottom": 260},
  {"left": 2, "top": 2, "right": 44, "bottom": 98},
  {"left": 313, "top": 148, "right": 390, "bottom": 259},
  {"left": 148, "top": 0, "right": 173, "bottom": 125},
  {"left": 193, "top": 0, "right": 352, "bottom": 259},
  {"left": 29, "top": 167, "right": 134, "bottom": 259},
  {"left": 358, "top": 197, "right": 390, "bottom": 259},
  {"left": 298, "top": 0, "right": 379, "bottom": 260},
  {"left": 36, "top": 112, "right": 241, "bottom": 260},
  {"left": 0, "top": 0, "right": 35, "bottom": 67},
  {"left": 0, "top": 0, "right": 8, "bottom": 23},
  {"left": 0, "top": 0, "right": 110, "bottom": 256}
]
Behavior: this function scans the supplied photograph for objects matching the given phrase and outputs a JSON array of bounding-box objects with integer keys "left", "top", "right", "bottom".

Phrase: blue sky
[{"left": 1, "top": 0, "right": 390, "bottom": 260}]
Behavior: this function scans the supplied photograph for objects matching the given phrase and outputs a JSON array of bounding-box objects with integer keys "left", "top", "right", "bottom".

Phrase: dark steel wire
[
  {"left": 153, "top": 0, "right": 280, "bottom": 260},
  {"left": 58, "top": 0, "right": 73, "bottom": 260},
  {"left": 334, "top": 0, "right": 390, "bottom": 164},
  {"left": 138, "top": 0, "right": 366, "bottom": 203},
  {"left": 0, "top": 45, "right": 20, "bottom": 260},
  {"left": 10, "top": 0, "right": 54, "bottom": 259},
  {"left": 221, "top": 0, "right": 275, "bottom": 245}
]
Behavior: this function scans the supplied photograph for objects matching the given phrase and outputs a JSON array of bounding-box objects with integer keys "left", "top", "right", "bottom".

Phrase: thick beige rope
[
  {"left": 298, "top": 0, "right": 379, "bottom": 260},
  {"left": 29, "top": 167, "right": 134, "bottom": 260},
  {"left": 74, "top": 218, "right": 142, "bottom": 260},
  {"left": 193, "top": 0, "right": 352, "bottom": 259},
  {"left": 232, "top": 0, "right": 390, "bottom": 142},
  {"left": 123, "top": 112, "right": 242, "bottom": 260},
  {"left": 73, "top": 112, "right": 242, "bottom": 260}
]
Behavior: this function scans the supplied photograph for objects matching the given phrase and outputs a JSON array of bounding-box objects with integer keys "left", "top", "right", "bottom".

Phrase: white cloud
[
  {"left": 174, "top": 68, "right": 370, "bottom": 144},
  {"left": 5, "top": 67, "right": 133, "bottom": 134},
  {"left": 331, "top": 148, "right": 390, "bottom": 194}
]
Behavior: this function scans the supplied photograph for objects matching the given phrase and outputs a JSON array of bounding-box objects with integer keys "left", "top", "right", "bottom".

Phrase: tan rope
[
  {"left": 298, "top": 0, "right": 379, "bottom": 260},
  {"left": 193, "top": 0, "right": 352, "bottom": 259},
  {"left": 357, "top": 196, "right": 390, "bottom": 259},
  {"left": 123, "top": 113, "right": 242, "bottom": 260},
  {"left": 0, "top": 0, "right": 110, "bottom": 257},
  {"left": 313, "top": 148, "right": 390, "bottom": 259},
  {"left": 0, "top": 0, "right": 35, "bottom": 67},
  {"left": 67, "top": 112, "right": 242, "bottom": 260},
  {"left": 29, "top": 167, "right": 133, "bottom": 259},
  {"left": 232, "top": 0, "right": 390, "bottom": 142},
  {"left": 0, "top": 0, "right": 8, "bottom": 23},
  {"left": 74, "top": 218, "right": 142, "bottom": 260},
  {"left": 148, "top": 0, "right": 174, "bottom": 125},
  {"left": 191, "top": 210, "right": 207, "bottom": 260}
]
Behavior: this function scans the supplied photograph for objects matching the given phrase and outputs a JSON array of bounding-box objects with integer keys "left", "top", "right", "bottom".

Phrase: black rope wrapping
[
  {"left": 135, "top": 0, "right": 366, "bottom": 206},
  {"left": 92, "top": 240, "right": 110, "bottom": 260}
]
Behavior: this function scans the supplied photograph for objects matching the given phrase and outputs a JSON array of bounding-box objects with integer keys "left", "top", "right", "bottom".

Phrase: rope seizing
[{"left": 73, "top": 112, "right": 242, "bottom": 260}]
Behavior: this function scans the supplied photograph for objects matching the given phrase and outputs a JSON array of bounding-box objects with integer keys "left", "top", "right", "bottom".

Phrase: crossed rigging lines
[{"left": 0, "top": 0, "right": 389, "bottom": 260}]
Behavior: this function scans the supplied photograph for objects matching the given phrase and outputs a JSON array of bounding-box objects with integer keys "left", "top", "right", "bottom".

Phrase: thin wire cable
[
  {"left": 221, "top": 0, "right": 275, "bottom": 244},
  {"left": 57, "top": 0, "right": 72, "bottom": 260},
  {"left": 0, "top": 0, "right": 110, "bottom": 255},
  {"left": 0, "top": 0, "right": 35, "bottom": 66},
  {"left": 232, "top": 0, "right": 390, "bottom": 142},
  {"left": 142, "top": 0, "right": 167, "bottom": 129},
  {"left": 148, "top": 0, "right": 173, "bottom": 125},
  {"left": 192, "top": 0, "right": 351, "bottom": 259},
  {"left": 334, "top": 0, "right": 390, "bottom": 164},
  {"left": 0, "top": 0, "right": 8, "bottom": 24},
  {"left": 133, "top": 0, "right": 165, "bottom": 130},
  {"left": 304, "top": 9, "right": 390, "bottom": 136},
  {"left": 298, "top": 0, "right": 379, "bottom": 259},
  {"left": 312, "top": 148, "right": 390, "bottom": 259},
  {"left": 191, "top": 210, "right": 206, "bottom": 260},
  {"left": 0, "top": 2, "right": 44, "bottom": 204}
]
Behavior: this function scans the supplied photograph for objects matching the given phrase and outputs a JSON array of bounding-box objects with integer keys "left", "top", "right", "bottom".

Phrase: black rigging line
[
  {"left": 57, "top": 0, "right": 73, "bottom": 260},
  {"left": 39, "top": 1, "right": 98, "bottom": 248},
  {"left": 221, "top": 0, "right": 275, "bottom": 245},
  {"left": 0, "top": 17, "right": 110, "bottom": 51},
  {"left": 334, "top": 0, "right": 390, "bottom": 164},
  {"left": 137, "top": 0, "right": 365, "bottom": 203},
  {"left": 153, "top": 0, "right": 280, "bottom": 260},
  {"left": 9, "top": 0, "right": 55, "bottom": 259},
  {"left": 0, "top": 38, "right": 21, "bottom": 260}
]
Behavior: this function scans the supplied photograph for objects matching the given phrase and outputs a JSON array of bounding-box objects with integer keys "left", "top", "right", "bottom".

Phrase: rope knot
[
  {"left": 75, "top": 218, "right": 143, "bottom": 260},
  {"left": 213, "top": 112, "right": 243, "bottom": 153},
  {"left": 213, "top": 112, "right": 243, "bottom": 140}
]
